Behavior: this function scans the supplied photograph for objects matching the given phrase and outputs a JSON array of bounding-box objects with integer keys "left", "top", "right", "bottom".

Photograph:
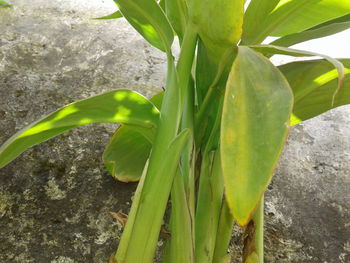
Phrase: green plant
[{"left": 1, "top": 0, "right": 350, "bottom": 262}]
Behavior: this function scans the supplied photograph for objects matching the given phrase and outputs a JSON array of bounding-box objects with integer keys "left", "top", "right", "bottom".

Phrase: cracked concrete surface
[{"left": 0, "top": 1, "right": 349, "bottom": 262}]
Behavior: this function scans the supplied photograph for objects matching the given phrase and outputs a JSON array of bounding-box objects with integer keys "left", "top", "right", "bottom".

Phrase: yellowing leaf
[
  {"left": 221, "top": 46, "right": 293, "bottom": 226},
  {"left": 190, "top": 0, "right": 243, "bottom": 60}
]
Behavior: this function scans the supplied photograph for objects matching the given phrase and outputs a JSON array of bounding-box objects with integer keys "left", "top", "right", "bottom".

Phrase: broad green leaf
[
  {"left": 113, "top": 0, "right": 174, "bottom": 52},
  {"left": 94, "top": 10, "right": 123, "bottom": 20},
  {"left": 189, "top": 0, "right": 243, "bottom": 59},
  {"left": 0, "top": 0, "right": 11, "bottom": 7},
  {"left": 270, "top": 14, "right": 350, "bottom": 47},
  {"left": 103, "top": 126, "right": 152, "bottom": 182},
  {"left": 243, "top": 0, "right": 350, "bottom": 44},
  {"left": 221, "top": 46, "right": 293, "bottom": 226},
  {"left": 102, "top": 91, "right": 163, "bottom": 182},
  {"left": 278, "top": 59, "right": 350, "bottom": 125},
  {"left": 310, "top": 13, "right": 350, "bottom": 29},
  {"left": 0, "top": 89, "right": 159, "bottom": 169},
  {"left": 250, "top": 44, "right": 345, "bottom": 104},
  {"left": 242, "top": 0, "right": 280, "bottom": 44}
]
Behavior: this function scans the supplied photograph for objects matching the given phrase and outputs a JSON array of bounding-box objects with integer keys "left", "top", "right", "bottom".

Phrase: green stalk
[
  {"left": 169, "top": 27, "right": 197, "bottom": 263},
  {"left": 195, "top": 48, "right": 237, "bottom": 132},
  {"left": 167, "top": 170, "right": 195, "bottom": 263},
  {"left": 115, "top": 25, "right": 197, "bottom": 263},
  {"left": 164, "top": 77, "right": 196, "bottom": 263},
  {"left": 194, "top": 47, "right": 235, "bottom": 146},
  {"left": 254, "top": 196, "right": 264, "bottom": 263},
  {"left": 180, "top": 75, "right": 196, "bottom": 230},
  {"left": 164, "top": 78, "right": 195, "bottom": 263},
  {"left": 243, "top": 196, "right": 264, "bottom": 263},
  {"left": 212, "top": 200, "right": 234, "bottom": 263},
  {"left": 195, "top": 100, "right": 224, "bottom": 262},
  {"left": 195, "top": 150, "right": 224, "bottom": 263}
]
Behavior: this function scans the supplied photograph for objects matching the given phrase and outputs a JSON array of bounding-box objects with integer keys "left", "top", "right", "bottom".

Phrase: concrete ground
[{"left": 0, "top": 1, "right": 349, "bottom": 262}]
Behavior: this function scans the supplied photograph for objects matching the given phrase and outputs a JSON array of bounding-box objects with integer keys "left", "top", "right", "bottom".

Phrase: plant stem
[
  {"left": 194, "top": 47, "right": 235, "bottom": 144},
  {"left": 168, "top": 170, "right": 195, "bottom": 263},
  {"left": 181, "top": 76, "right": 195, "bottom": 203},
  {"left": 115, "top": 25, "right": 197, "bottom": 263},
  {"left": 195, "top": 150, "right": 224, "bottom": 263},
  {"left": 212, "top": 200, "right": 234, "bottom": 263},
  {"left": 243, "top": 196, "right": 264, "bottom": 263},
  {"left": 254, "top": 196, "right": 264, "bottom": 263},
  {"left": 195, "top": 100, "right": 224, "bottom": 263}
]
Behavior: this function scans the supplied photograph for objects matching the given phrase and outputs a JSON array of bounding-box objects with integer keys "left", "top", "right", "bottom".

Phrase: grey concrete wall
[{"left": 0, "top": 1, "right": 349, "bottom": 262}]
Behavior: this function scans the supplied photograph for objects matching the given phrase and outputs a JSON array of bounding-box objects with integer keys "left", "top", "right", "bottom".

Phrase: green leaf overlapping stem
[
  {"left": 103, "top": 126, "right": 152, "bottom": 182},
  {"left": 102, "top": 91, "right": 163, "bottom": 182},
  {"left": 115, "top": 24, "right": 198, "bottom": 262},
  {"left": 221, "top": 46, "right": 293, "bottom": 226},
  {"left": 194, "top": 92, "right": 224, "bottom": 263},
  {"left": 0, "top": 89, "right": 159, "bottom": 169},
  {"left": 212, "top": 201, "right": 234, "bottom": 263},
  {"left": 115, "top": 125, "right": 191, "bottom": 263},
  {"left": 113, "top": 0, "right": 174, "bottom": 52},
  {"left": 163, "top": 170, "right": 195, "bottom": 263},
  {"left": 195, "top": 150, "right": 224, "bottom": 263},
  {"left": 279, "top": 59, "right": 350, "bottom": 125},
  {"left": 242, "top": 0, "right": 350, "bottom": 44}
]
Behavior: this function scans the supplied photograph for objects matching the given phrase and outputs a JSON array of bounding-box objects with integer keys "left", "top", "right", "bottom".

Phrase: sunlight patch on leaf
[
  {"left": 313, "top": 69, "right": 339, "bottom": 86},
  {"left": 115, "top": 106, "right": 132, "bottom": 119},
  {"left": 0, "top": 90, "right": 159, "bottom": 169},
  {"left": 114, "top": 91, "right": 128, "bottom": 101}
]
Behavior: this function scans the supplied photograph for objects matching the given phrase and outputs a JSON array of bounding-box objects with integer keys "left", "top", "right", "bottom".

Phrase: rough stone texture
[
  {"left": 0, "top": 1, "right": 165, "bottom": 262},
  {"left": 265, "top": 108, "right": 350, "bottom": 263},
  {"left": 0, "top": 1, "right": 349, "bottom": 263}
]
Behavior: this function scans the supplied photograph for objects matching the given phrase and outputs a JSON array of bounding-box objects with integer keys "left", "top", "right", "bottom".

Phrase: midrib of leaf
[{"left": 253, "top": 0, "right": 314, "bottom": 43}]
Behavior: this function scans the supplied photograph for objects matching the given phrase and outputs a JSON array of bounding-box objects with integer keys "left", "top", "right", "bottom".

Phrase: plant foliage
[{"left": 1, "top": 0, "right": 350, "bottom": 262}]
